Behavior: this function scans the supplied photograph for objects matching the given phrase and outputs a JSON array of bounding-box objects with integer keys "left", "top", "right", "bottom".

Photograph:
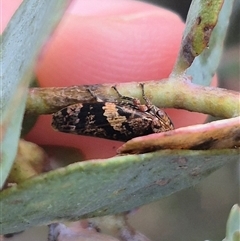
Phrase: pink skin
[{"left": 4, "top": 0, "right": 217, "bottom": 159}]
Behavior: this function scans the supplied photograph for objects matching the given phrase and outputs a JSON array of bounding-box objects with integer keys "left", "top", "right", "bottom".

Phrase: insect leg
[
  {"left": 112, "top": 86, "right": 138, "bottom": 107},
  {"left": 140, "top": 83, "right": 154, "bottom": 110},
  {"left": 87, "top": 87, "right": 103, "bottom": 102}
]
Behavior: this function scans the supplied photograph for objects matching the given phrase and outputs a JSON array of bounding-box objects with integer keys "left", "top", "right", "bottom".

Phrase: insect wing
[{"left": 52, "top": 102, "right": 154, "bottom": 141}]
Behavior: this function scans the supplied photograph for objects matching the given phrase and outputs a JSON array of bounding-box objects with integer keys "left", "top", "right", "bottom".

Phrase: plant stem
[{"left": 26, "top": 78, "right": 239, "bottom": 118}]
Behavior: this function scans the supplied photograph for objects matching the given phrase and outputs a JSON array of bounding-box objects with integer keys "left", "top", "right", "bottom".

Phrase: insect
[{"left": 52, "top": 84, "right": 174, "bottom": 141}]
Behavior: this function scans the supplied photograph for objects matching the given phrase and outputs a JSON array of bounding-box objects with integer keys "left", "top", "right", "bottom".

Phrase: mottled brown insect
[{"left": 52, "top": 84, "right": 174, "bottom": 141}]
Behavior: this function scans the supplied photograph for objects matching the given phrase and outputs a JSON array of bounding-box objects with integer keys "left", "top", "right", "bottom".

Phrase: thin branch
[{"left": 26, "top": 78, "right": 239, "bottom": 118}]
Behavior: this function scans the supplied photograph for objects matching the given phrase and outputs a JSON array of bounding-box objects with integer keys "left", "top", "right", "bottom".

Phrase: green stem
[{"left": 26, "top": 78, "right": 239, "bottom": 118}]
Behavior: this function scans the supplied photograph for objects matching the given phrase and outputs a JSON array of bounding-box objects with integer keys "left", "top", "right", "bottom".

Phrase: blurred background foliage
[{"left": 6, "top": 0, "right": 240, "bottom": 241}]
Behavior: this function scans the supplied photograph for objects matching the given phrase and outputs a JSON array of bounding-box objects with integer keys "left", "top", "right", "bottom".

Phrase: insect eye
[{"left": 156, "top": 110, "right": 166, "bottom": 119}]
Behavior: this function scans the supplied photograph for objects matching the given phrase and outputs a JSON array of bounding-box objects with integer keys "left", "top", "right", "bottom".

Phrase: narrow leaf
[
  {"left": 118, "top": 117, "right": 240, "bottom": 154},
  {"left": 186, "top": 0, "right": 235, "bottom": 85},
  {"left": 224, "top": 204, "right": 240, "bottom": 241},
  {"left": 0, "top": 0, "right": 72, "bottom": 188},
  {"left": 172, "top": 0, "right": 234, "bottom": 86},
  {"left": 0, "top": 149, "right": 238, "bottom": 234}
]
